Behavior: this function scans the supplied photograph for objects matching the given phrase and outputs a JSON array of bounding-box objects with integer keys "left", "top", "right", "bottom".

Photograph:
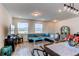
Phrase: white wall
[
  {"left": 55, "top": 17, "right": 79, "bottom": 34},
  {"left": 12, "top": 17, "right": 55, "bottom": 34},
  {"left": 0, "top": 4, "right": 12, "bottom": 49}
]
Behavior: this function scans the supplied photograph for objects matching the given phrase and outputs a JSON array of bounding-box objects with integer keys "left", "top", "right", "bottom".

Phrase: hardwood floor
[{"left": 12, "top": 41, "right": 50, "bottom": 56}]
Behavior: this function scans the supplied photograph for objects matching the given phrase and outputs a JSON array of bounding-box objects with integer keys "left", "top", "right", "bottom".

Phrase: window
[
  {"left": 11, "top": 24, "right": 15, "bottom": 34},
  {"left": 17, "top": 22, "right": 28, "bottom": 34},
  {"left": 35, "top": 23, "right": 43, "bottom": 33}
]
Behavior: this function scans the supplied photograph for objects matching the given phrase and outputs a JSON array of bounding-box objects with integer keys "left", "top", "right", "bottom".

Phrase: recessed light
[
  {"left": 58, "top": 9, "right": 62, "bottom": 13},
  {"left": 37, "top": 18, "right": 46, "bottom": 21},
  {"left": 53, "top": 20, "right": 58, "bottom": 22},
  {"left": 40, "top": 18, "right": 46, "bottom": 20},
  {"left": 32, "top": 11, "right": 41, "bottom": 16}
]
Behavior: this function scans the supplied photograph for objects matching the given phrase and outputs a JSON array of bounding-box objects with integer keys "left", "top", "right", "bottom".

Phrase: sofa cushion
[
  {"left": 41, "top": 33, "right": 50, "bottom": 37},
  {"left": 28, "top": 34, "right": 38, "bottom": 37}
]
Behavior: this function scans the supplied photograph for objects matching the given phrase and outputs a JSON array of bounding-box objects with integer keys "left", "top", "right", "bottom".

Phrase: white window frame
[
  {"left": 11, "top": 24, "right": 15, "bottom": 34},
  {"left": 17, "top": 22, "right": 28, "bottom": 34},
  {"left": 35, "top": 23, "right": 43, "bottom": 33}
]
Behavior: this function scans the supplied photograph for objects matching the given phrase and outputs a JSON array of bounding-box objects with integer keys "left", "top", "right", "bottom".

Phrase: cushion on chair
[{"left": 1, "top": 46, "right": 12, "bottom": 56}]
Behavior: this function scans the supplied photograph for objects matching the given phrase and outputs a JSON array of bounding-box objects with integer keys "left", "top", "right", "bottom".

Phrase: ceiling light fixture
[
  {"left": 53, "top": 20, "right": 58, "bottom": 22},
  {"left": 32, "top": 11, "right": 41, "bottom": 16},
  {"left": 58, "top": 9, "right": 62, "bottom": 13},
  {"left": 40, "top": 18, "right": 46, "bottom": 21},
  {"left": 64, "top": 5, "right": 67, "bottom": 11},
  {"left": 63, "top": 3, "right": 79, "bottom": 15}
]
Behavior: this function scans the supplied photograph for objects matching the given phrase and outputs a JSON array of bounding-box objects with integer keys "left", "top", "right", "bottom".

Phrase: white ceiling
[{"left": 2, "top": 3, "right": 79, "bottom": 21}]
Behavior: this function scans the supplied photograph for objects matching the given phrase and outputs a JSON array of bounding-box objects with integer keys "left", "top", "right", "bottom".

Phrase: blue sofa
[{"left": 28, "top": 33, "right": 50, "bottom": 42}]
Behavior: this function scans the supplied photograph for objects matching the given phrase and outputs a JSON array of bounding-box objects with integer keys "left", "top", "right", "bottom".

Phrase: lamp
[
  {"left": 64, "top": 4, "right": 68, "bottom": 11},
  {"left": 67, "top": 6, "right": 71, "bottom": 12},
  {"left": 32, "top": 11, "right": 41, "bottom": 16},
  {"left": 71, "top": 7, "right": 74, "bottom": 12},
  {"left": 63, "top": 3, "right": 79, "bottom": 15}
]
